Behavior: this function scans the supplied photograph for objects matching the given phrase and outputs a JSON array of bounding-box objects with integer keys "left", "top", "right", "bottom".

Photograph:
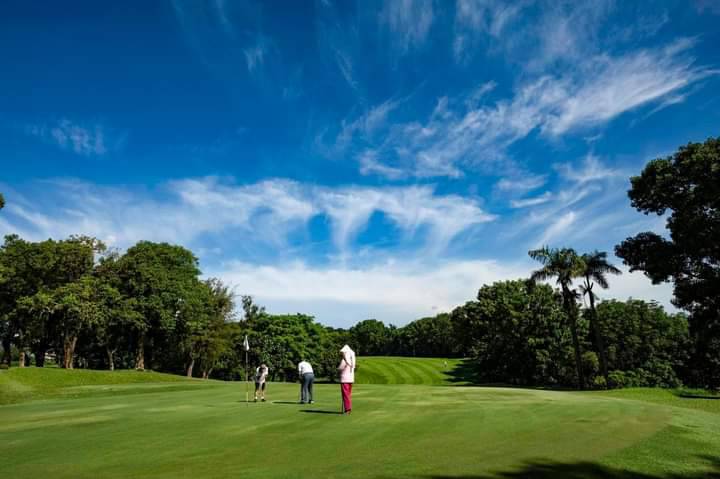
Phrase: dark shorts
[{"left": 255, "top": 382, "right": 266, "bottom": 391}]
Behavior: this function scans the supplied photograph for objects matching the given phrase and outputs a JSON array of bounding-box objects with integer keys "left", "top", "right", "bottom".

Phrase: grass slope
[
  {"left": 0, "top": 367, "right": 192, "bottom": 405},
  {"left": 355, "top": 356, "right": 467, "bottom": 385},
  {"left": 2, "top": 368, "right": 720, "bottom": 478}
]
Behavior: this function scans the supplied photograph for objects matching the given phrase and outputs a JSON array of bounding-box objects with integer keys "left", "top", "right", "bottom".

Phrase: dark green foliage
[
  {"left": 396, "top": 314, "right": 457, "bottom": 357},
  {"left": 580, "top": 250, "right": 622, "bottom": 388},
  {"left": 348, "top": 319, "right": 393, "bottom": 355},
  {"left": 594, "top": 299, "right": 689, "bottom": 388},
  {"left": 451, "top": 280, "right": 576, "bottom": 386},
  {"left": 616, "top": 137, "right": 720, "bottom": 389},
  {"left": 529, "top": 247, "right": 587, "bottom": 389}
]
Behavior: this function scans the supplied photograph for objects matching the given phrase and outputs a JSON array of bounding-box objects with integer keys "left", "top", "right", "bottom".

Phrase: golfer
[
  {"left": 338, "top": 345, "right": 355, "bottom": 414},
  {"left": 297, "top": 359, "right": 315, "bottom": 404},
  {"left": 254, "top": 363, "right": 269, "bottom": 402}
]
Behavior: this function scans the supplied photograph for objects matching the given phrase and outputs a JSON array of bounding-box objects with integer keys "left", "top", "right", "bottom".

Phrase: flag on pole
[{"left": 243, "top": 335, "right": 250, "bottom": 352}]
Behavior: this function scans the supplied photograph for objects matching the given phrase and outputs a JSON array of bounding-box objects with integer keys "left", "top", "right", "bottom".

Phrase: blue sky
[{"left": 1, "top": 1, "right": 719, "bottom": 327}]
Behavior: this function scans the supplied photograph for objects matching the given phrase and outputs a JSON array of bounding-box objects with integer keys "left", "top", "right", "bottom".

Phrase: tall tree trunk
[
  {"left": 2, "top": 336, "right": 11, "bottom": 367},
  {"left": 106, "top": 347, "right": 115, "bottom": 371},
  {"left": 589, "top": 294, "right": 610, "bottom": 388},
  {"left": 135, "top": 334, "right": 145, "bottom": 370},
  {"left": 186, "top": 358, "right": 195, "bottom": 378},
  {"left": 202, "top": 368, "right": 212, "bottom": 379},
  {"left": 63, "top": 336, "right": 77, "bottom": 369},
  {"left": 18, "top": 349, "right": 26, "bottom": 368},
  {"left": 34, "top": 344, "right": 47, "bottom": 367},
  {"left": 563, "top": 289, "right": 585, "bottom": 390}
]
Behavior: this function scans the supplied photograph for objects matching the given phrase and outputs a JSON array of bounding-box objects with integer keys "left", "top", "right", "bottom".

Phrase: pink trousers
[{"left": 341, "top": 383, "right": 353, "bottom": 412}]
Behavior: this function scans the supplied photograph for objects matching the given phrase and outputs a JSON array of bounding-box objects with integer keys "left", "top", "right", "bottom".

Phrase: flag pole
[
  {"left": 245, "top": 348, "right": 249, "bottom": 406},
  {"left": 243, "top": 335, "right": 250, "bottom": 406}
]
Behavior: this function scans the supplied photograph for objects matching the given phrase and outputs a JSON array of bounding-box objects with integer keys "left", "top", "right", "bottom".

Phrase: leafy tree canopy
[{"left": 616, "top": 137, "right": 720, "bottom": 388}]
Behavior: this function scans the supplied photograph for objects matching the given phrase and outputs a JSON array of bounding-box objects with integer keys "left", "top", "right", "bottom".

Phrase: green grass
[
  {"left": 2, "top": 365, "right": 720, "bottom": 478},
  {"left": 355, "top": 356, "right": 468, "bottom": 385},
  {"left": 0, "top": 366, "right": 191, "bottom": 405}
]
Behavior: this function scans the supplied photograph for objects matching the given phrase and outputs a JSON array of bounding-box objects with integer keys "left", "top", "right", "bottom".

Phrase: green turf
[
  {"left": 2, "top": 366, "right": 720, "bottom": 478},
  {"left": 0, "top": 366, "right": 191, "bottom": 405},
  {"left": 355, "top": 356, "right": 468, "bottom": 385}
]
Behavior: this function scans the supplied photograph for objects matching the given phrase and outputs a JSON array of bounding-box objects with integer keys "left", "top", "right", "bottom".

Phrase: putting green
[{"left": 1, "top": 370, "right": 719, "bottom": 478}]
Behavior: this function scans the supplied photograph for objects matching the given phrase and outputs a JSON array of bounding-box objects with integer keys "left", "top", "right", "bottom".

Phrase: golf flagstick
[{"left": 243, "top": 335, "right": 250, "bottom": 406}]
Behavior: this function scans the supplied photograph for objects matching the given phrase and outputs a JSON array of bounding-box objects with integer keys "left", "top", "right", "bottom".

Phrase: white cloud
[
  {"left": 211, "top": 258, "right": 530, "bottom": 326},
  {"left": 359, "top": 151, "right": 405, "bottom": 180},
  {"left": 26, "top": 119, "right": 108, "bottom": 156},
  {"left": 334, "top": 47, "right": 358, "bottom": 91},
  {"left": 540, "top": 39, "right": 711, "bottom": 135},
  {"left": 0, "top": 178, "right": 494, "bottom": 256},
  {"left": 536, "top": 211, "right": 577, "bottom": 247},
  {"left": 345, "top": 38, "right": 709, "bottom": 179},
  {"left": 510, "top": 192, "right": 552, "bottom": 208},
  {"left": 496, "top": 175, "right": 547, "bottom": 193},
  {"left": 211, "top": 257, "right": 677, "bottom": 326},
  {"left": 553, "top": 154, "right": 623, "bottom": 184},
  {"left": 591, "top": 267, "right": 676, "bottom": 313},
  {"left": 381, "top": 0, "right": 434, "bottom": 53},
  {"left": 244, "top": 40, "right": 266, "bottom": 72},
  {"left": 453, "top": 0, "right": 528, "bottom": 63},
  {"left": 317, "top": 184, "right": 495, "bottom": 253}
]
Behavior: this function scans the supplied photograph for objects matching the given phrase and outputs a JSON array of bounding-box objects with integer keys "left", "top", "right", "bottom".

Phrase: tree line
[{"left": 0, "top": 137, "right": 717, "bottom": 390}]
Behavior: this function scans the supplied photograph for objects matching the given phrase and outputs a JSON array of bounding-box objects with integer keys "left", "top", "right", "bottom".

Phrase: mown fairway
[
  {"left": 354, "top": 356, "right": 467, "bottom": 385},
  {"left": 1, "top": 364, "right": 719, "bottom": 479}
]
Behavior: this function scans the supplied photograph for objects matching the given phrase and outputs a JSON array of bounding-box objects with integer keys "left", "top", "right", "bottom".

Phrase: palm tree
[
  {"left": 580, "top": 251, "right": 621, "bottom": 388},
  {"left": 529, "top": 247, "right": 586, "bottom": 389},
  {"left": 0, "top": 193, "right": 5, "bottom": 209}
]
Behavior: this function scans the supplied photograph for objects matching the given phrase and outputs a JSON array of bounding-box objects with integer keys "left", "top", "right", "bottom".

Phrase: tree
[
  {"left": 31, "top": 276, "right": 108, "bottom": 369},
  {"left": 450, "top": 280, "right": 572, "bottom": 386},
  {"left": 0, "top": 193, "right": 4, "bottom": 209},
  {"left": 114, "top": 242, "right": 201, "bottom": 370},
  {"left": 615, "top": 137, "right": 720, "bottom": 389},
  {"left": 579, "top": 251, "right": 621, "bottom": 388},
  {"left": 397, "top": 314, "right": 457, "bottom": 357},
  {"left": 349, "top": 319, "right": 391, "bottom": 356},
  {"left": 175, "top": 278, "right": 235, "bottom": 378},
  {"left": 0, "top": 235, "right": 97, "bottom": 367},
  {"left": 529, "top": 247, "right": 587, "bottom": 389},
  {"left": 594, "top": 299, "right": 689, "bottom": 388}
]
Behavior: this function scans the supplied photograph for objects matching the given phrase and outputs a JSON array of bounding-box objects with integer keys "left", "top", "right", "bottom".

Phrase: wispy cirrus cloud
[
  {"left": 26, "top": 119, "right": 110, "bottom": 156},
  {"left": 553, "top": 154, "right": 623, "bottom": 184},
  {"left": 381, "top": 0, "right": 434, "bottom": 54},
  {"left": 453, "top": 0, "right": 529, "bottom": 63},
  {"left": 336, "top": 38, "right": 711, "bottom": 179},
  {"left": 495, "top": 174, "right": 547, "bottom": 193},
  {"left": 510, "top": 192, "right": 552, "bottom": 209},
  {"left": 243, "top": 40, "right": 267, "bottom": 73}
]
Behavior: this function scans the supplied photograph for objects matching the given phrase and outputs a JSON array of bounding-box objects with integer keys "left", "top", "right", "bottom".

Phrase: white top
[
  {"left": 255, "top": 366, "right": 268, "bottom": 384},
  {"left": 298, "top": 361, "right": 313, "bottom": 375}
]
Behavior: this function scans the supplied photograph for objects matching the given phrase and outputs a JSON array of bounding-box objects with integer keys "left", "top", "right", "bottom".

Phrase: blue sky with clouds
[{"left": 1, "top": 1, "right": 719, "bottom": 327}]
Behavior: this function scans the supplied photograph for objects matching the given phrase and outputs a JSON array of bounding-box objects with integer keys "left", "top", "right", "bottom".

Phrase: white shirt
[{"left": 298, "top": 361, "right": 313, "bottom": 375}]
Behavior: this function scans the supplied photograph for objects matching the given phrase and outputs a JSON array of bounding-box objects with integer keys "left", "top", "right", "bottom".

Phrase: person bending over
[{"left": 298, "top": 359, "right": 315, "bottom": 404}]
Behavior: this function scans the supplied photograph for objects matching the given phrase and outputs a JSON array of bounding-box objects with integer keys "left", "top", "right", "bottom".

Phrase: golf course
[{"left": 2, "top": 359, "right": 719, "bottom": 479}]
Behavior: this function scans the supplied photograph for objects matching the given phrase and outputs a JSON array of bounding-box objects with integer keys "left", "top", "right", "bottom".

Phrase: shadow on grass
[
  {"left": 677, "top": 394, "right": 720, "bottom": 400},
  {"left": 409, "top": 455, "right": 720, "bottom": 479},
  {"left": 299, "top": 409, "right": 342, "bottom": 415},
  {"left": 444, "top": 360, "right": 585, "bottom": 391},
  {"left": 445, "top": 359, "right": 480, "bottom": 385}
]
